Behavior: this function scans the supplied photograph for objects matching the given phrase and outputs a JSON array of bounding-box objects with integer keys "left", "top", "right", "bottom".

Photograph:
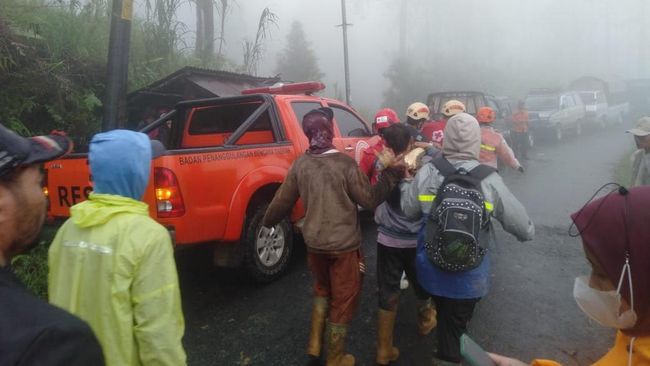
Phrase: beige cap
[
  {"left": 406, "top": 102, "right": 430, "bottom": 120},
  {"left": 442, "top": 100, "right": 466, "bottom": 117},
  {"left": 626, "top": 117, "right": 650, "bottom": 136}
]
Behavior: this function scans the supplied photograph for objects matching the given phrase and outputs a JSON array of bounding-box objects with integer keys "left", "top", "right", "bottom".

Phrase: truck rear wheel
[{"left": 242, "top": 203, "right": 293, "bottom": 283}]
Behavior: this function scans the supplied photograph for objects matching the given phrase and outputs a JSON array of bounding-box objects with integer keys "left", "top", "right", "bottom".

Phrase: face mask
[{"left": 573, "top": 258, "right": 637, "bottom": 329}]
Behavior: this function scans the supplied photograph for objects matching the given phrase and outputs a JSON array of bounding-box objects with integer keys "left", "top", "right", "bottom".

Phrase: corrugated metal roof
[{"left": 128, "top": 66, "right": 281, "bottom": 99}]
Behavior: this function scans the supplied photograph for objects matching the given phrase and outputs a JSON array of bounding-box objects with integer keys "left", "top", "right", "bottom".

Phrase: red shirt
[
  {"left": 359, "top": 140, "right": 385, "bottom": 185},
  {"left": 422, "top": 120, "right": 447, "bottom": 145}
]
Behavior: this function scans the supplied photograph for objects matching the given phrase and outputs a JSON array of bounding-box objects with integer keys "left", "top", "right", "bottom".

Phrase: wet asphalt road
[{"left": 177, "top": 122, "right": 633, "bottom": 366}]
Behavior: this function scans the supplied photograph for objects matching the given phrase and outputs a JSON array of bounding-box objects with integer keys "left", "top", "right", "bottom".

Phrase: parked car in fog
[
  {"left": 426, "top": 91, "right": 510, "bottom": 131},
  {"left": 525, "top": 89, "right": 585, "bottom": 141},
  {"left": 569, "top": 76, "right": 631, "bottom": 129}
]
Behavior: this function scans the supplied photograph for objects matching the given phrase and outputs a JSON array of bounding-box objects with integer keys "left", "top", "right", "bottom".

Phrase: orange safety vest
[
  {"left": 479, "top": 127, "right": 520, "bottom": 170},
  {"left": 511, "top": 110, "right": 529, "bottom": 133}
]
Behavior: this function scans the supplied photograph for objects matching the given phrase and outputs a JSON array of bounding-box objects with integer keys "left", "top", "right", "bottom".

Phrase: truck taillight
[
  {"left": 154, "top": 167, "right": 185, "bottom": 218},
  {"left": 42, "top": 168, "right": 50, "bottom": 211}
]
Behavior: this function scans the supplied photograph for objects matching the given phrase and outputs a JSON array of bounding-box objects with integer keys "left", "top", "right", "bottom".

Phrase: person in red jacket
[
  {"left": 422, "top": 99, "right": 466, "bottom": 149},
  {"left": 511, "top": 101, "right": 530, "bottom": 160},
  {"left": 360, "top": 108, "right": 400, "bottom": 184},
  {"left": 477, "top": 106, "right": 524, "bottom": 172}
]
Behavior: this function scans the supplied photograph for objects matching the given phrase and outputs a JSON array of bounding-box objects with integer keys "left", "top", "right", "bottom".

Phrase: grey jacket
[{"left": 400, "top": 159, "right": 535, "bottom": 242}]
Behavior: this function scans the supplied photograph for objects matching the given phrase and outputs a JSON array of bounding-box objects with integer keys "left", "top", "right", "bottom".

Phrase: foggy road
[{"left": 178, "top": 126, "right": 633, "bottom": 366}]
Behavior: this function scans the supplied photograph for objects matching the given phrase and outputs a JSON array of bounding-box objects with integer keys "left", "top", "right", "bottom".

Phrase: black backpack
[{"left": 423, "top": 157, "right": 495, "bottom": 272}]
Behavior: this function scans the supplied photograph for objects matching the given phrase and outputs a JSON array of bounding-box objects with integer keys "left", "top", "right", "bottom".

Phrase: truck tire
[{"left": 242, "top": 203, "right": 293, "bottom": 283}]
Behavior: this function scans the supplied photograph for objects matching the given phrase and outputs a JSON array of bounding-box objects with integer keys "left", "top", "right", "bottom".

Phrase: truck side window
[
  {"left": 184, "top": 102, "right": 276, "bottom": 147},
  {"left": 291, "top": 102, "right": 323, "bottom": 125},
  {"left": 330, "top": 105, "right": 370, "bottom": 137}
]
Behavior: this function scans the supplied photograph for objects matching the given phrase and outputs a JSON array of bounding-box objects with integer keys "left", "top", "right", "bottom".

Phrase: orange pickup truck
[{"left": 44, "top": 82, "right": 377, "bottom": 282}]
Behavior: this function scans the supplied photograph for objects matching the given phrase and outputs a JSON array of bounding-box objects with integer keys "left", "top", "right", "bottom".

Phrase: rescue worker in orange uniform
[
  {"left": 477, "top": 106, "right": 524, "bottom": 172},
  {"left": 360, "top": 108, "right": 401, "bottom": 184},
  {"left": 422, "top": 100, "right": 466, "bottom": 149},
  {"left": 510, "top": 101, "right": 530, "bottom": 160}
]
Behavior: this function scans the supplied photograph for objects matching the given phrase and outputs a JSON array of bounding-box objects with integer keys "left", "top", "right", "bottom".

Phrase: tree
[
  {"left": 241, "top": 7, "right": 277, "bottom": 75},
  {"left": 195, "top": 0, "right": 214, "bottom": 59},
  {"left": 275, "top": 21, "right": 324, "bottom": 82},
  {"left": 382, "top": 56, "right": 431, "bottom": 114}
]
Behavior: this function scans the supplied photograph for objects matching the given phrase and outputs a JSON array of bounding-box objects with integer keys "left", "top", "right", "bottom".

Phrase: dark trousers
[
  {"left": 511, "top": 131, "right": 529, "bottom": 159},
  {"left": 377, "top": 243, "right": 430, "bottom": 311},
  {"left": 432, "top": 296, "right": 480, "bottom": 363},
  {"left": 307, "top": 249, "right": 363, "bottom": 324}
]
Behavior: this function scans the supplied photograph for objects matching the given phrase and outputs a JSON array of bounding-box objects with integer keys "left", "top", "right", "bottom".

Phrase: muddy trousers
[
  {"left": 307, "top": 249, "right": 363, "bottom": 324},
  {"left": 377, "top": 243, "right": 430, "bottom": 311},
  {"left": 432, "top": 296, "right": 480, "bottom": 363}
]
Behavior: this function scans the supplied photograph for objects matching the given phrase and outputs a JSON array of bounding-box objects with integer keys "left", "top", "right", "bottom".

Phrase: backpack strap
[
  {"left": 432, "top": 156, "right": 456, "bottom": 177},
  {"left": 469, "top": 164, "right": 496, "bottom": 181}
]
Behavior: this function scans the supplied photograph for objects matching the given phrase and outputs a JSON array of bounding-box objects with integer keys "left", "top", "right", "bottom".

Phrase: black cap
[{"left": 0, "top": 124, "right": 73, "bottom": 177}]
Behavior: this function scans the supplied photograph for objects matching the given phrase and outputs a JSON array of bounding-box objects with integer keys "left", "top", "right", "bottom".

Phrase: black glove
[{"left": 517, "top": 166, "right": 525, "bottom": 173}]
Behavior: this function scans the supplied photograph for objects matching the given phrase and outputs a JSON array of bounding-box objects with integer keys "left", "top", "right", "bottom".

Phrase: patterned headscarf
[{"left": 302, "top": 108, "right": 336, "bottom": 154}]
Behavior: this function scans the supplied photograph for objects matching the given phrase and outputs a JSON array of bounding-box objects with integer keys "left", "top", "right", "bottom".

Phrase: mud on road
[{"left": 178, "top": 125, "right": 632, "bottom": 366}]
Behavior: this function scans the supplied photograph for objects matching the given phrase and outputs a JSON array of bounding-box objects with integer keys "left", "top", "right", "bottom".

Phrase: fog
[{"left": 173, "top": 0, "right": 649, "bottom": 114}]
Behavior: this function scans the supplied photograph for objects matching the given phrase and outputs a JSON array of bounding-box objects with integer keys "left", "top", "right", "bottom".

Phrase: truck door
[{"left": 328, "top": 104, "right": 372, "bottom": 162}]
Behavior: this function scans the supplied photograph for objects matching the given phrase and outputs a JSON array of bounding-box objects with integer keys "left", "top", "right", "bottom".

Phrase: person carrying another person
[
  {"left": 400, "top": 112, "right": 535, "bottom": 365},
  {"left": 490, "top": 185, "right": 650, "bottom": 366},
  {"left": 360, "top": 108, "right": 401, "bottom": 184},
  {"left": 510, "top": 100, "right": 530, "bottom": 160},
  {"left": 477, "top": 106, "right": 524, "bottom": 172},
  {"left": 48, "top": 130, "right": 186, "bottom": 366},
  {"left": 626, "top": 116, "right": 650, "bottom": 186},
  {"left": 422, "top": 99, "right": 466, "bottom": 149},
  {"left": 372, "top": 124, "right": 437, "bottom": 365},
  {"left": 261, "top": 107, "right": 405, "bottom": 366},
  {"left": 0, "top": 124, "right": 105, "bottom": 365}
]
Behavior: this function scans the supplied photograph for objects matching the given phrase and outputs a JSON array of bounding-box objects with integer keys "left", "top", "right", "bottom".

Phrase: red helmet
[
  {"left": 374, "top": 108, "right": 400, "bottom": 130},
  {"left": 477, "top": 106, "right": 496, "bottom": 123}
]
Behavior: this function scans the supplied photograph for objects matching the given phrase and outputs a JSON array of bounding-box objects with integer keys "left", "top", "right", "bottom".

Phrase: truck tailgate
[{"left": 44, "top": 156, "right": 93, "bottom": 218}]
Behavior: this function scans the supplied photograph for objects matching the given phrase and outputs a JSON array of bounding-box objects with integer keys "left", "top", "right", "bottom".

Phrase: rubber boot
[
  {"left": 325, "top": 322, "right": 355, "bottom": 366},
  {"left": 306, "top": 296, "right": 328, "bottom": 358},
  {"left": 417, "top": 299, "right": 437, "bottom": 336},
  {"left": 375, "top": 309, "right": 399, "bottom": 365}
]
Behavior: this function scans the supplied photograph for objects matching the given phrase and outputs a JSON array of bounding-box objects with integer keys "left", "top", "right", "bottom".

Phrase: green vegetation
[
  {"left": 0, "top": 0, "right": 276, "bottom": 145},
  {"left": 275, "top": 20, "right": 324, "bottom": 82},
  {"left": 382, "top": 57, "right": 434, "bottom": 115},
  {"left": 11, "top": 226, "right": 58, "bottom": 299}
]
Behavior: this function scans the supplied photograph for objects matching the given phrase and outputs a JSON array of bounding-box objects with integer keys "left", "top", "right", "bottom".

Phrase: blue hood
[{"left": 89, "top": 130, "right": 151, "bottom": 200}]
